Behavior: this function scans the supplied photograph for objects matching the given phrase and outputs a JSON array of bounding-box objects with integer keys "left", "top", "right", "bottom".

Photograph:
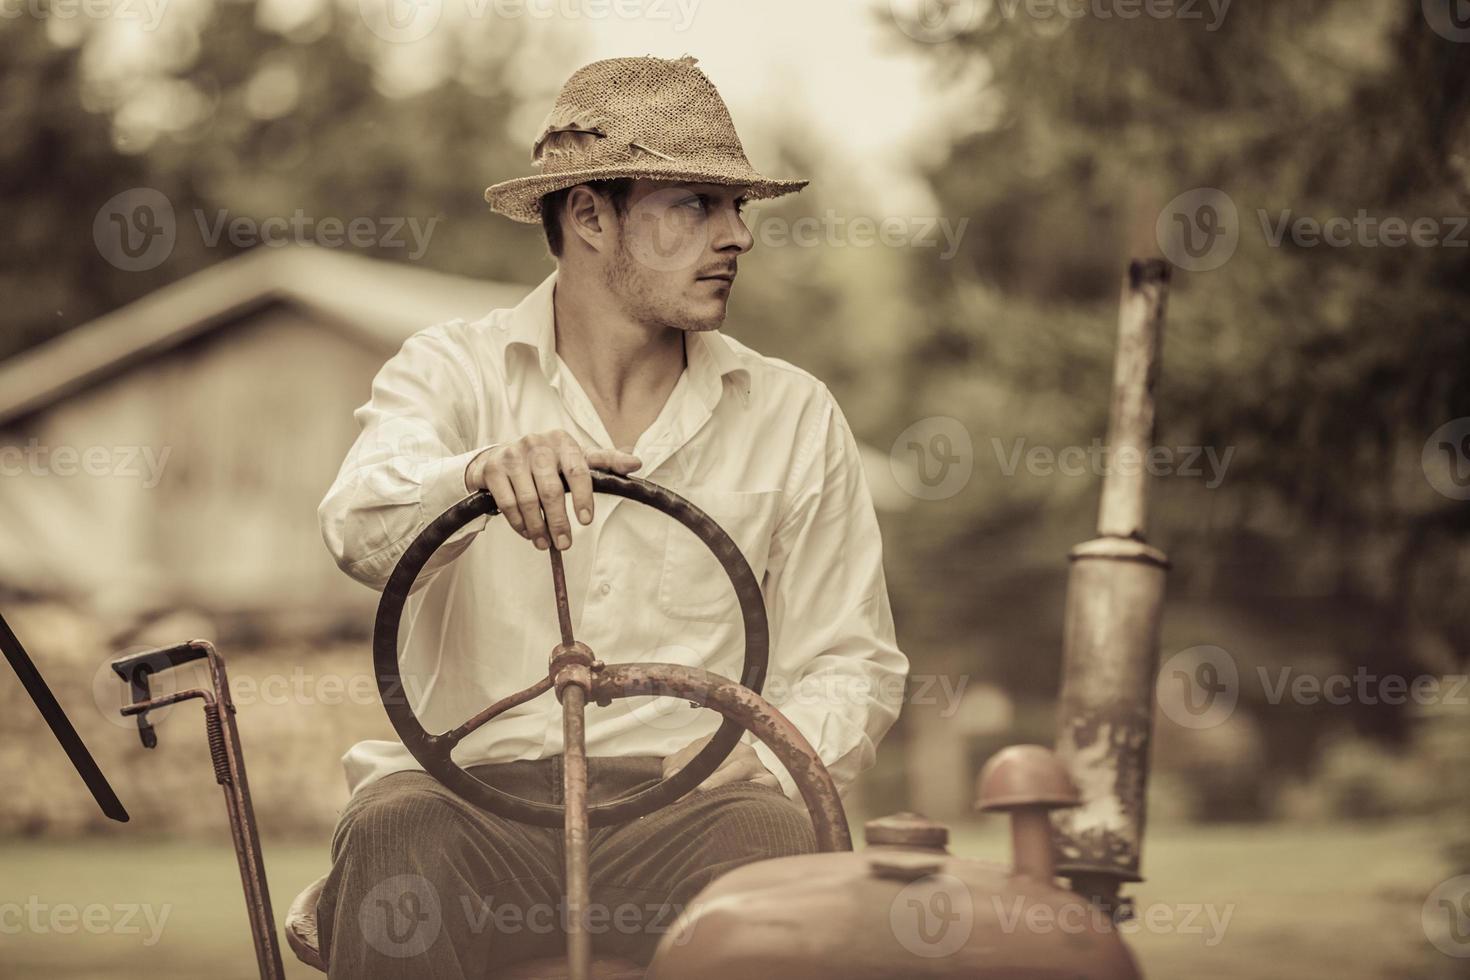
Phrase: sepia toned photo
[{"left": 1, "top": 2, "right": 1467, "bottom": 978}]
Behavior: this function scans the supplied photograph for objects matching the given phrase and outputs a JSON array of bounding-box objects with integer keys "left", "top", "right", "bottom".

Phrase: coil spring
[{"left": 204, "top": 702, "right": 232, "bottom": 785}]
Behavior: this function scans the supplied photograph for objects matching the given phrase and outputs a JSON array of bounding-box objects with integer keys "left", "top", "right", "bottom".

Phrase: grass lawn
[{"left": 0, "top": 820, "right": 1458, "bottom": 978}]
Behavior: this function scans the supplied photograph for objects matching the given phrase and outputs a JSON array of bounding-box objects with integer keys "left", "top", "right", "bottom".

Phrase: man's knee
[
  {"left": 697, "top": 783, "right": 818, "bottom": 862},
  {"left": 333, "top": 775, "right": 482, "bottom": 874}
]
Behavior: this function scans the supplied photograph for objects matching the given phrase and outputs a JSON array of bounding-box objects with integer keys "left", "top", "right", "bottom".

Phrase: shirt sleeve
[
  {"left": 318, "top": 322, "right": 496, "bottom": 593},
  {"left": 748, "top": 389, "right": 909, "bottom": 802}
]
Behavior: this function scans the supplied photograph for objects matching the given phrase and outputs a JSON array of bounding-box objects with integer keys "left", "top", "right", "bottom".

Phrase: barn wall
[{"left": 0, "top": 307, "right": 400, "bottom": 633}]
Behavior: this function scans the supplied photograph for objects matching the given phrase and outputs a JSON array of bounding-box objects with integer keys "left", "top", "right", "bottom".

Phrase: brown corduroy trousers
[{"left": 315, "top": 756, "right": 816, "bottom": 979}]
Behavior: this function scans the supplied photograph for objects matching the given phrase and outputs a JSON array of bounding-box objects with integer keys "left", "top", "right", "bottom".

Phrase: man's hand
[
  {"left": 466, "top": 430, "right": 641, "bottom": 551},
  {"left": 662, "top": 733, "right": 780, "bottom": 793}
]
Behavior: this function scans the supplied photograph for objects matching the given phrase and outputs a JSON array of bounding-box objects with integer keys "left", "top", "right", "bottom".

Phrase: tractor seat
[{"left": 285, "top": 875, "right": 645, "bottom": 979}]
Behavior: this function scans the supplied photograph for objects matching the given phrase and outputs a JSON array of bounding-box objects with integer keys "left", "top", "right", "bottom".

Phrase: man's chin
[{"left": 676, "top": 302, "right": 728, "bottom": 333}]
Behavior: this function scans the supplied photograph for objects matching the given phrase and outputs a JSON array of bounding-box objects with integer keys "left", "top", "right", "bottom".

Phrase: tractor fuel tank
[{"left": 646, "top": 747, "right": 1142, "bottom": 980}]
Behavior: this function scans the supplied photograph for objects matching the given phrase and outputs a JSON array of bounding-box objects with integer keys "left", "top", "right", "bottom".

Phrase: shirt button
[{"left": 599, "top": 582, "right": 612, "bottom": 596}]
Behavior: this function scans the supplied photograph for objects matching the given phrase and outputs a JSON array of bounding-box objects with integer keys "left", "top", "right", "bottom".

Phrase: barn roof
[{"left": 0, "top": 246, "right": 528, "bottom": 427}]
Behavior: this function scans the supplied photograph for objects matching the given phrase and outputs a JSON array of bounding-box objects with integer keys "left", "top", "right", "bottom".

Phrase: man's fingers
[
  {"left": 485, "top": 469, "right": 527, "bottom": 538},
  {"left": 585, "top": 448, "right": 643, "bottom": 475},
  {"left": 558, "top": 440, "right": 595, "bottom": 527},
  {"left": 509, "top": 454, "right": 548, "bottom": 547},
  {"left": 526, "top": 442, "right": 571, "bottom": 550}
]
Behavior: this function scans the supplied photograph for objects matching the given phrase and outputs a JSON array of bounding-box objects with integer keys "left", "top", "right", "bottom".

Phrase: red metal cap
[{"left": 974, "top": 745, "right": 1081, "bottom": 812}]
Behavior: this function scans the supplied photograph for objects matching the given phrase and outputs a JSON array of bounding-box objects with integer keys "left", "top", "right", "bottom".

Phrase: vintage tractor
[{"left": 102, "top": 259, "right": 1172, "bottom": 979}]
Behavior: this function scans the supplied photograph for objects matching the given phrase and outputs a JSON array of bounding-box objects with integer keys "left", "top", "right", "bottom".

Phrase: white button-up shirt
[{"left": 319, "top": 271, "right": 907, "bottom": 801}]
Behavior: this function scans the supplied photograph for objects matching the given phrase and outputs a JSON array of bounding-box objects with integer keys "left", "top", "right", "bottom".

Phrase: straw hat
[{"left": 484, "top": 55, "right": 808, "bottom": 224}]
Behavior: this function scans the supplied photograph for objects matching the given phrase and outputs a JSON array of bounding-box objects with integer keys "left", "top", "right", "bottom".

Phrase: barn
[{"left": 0, "top": 246, "right": 525, "bottom": 637}]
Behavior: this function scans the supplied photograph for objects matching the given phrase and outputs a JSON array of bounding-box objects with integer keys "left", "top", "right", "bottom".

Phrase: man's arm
[
  {"left": 747, "top": 390, "right": 910, "bottom": 802},
  {"left": 318, "top": 323, "right": 492, "bottom": 592},
  {"left": 319, "top": 323, "right": 642, "bottom": 592}
]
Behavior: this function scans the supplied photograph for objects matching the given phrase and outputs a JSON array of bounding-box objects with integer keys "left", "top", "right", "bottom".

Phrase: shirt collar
[{"left": 504, "top": 270, "right": 752, "bottom": 406}]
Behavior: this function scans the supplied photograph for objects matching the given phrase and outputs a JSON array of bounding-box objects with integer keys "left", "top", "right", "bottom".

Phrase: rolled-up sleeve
[
  {"left": 318, "top": 322, "right": 494, "bottom": 592},
  {"left": 749, "top": 390, "right": 909, "bottom": 801}
]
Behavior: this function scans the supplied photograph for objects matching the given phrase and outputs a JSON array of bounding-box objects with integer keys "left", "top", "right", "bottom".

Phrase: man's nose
[{"left": 710, "top": 206, "right": 754, "bottom": 254}]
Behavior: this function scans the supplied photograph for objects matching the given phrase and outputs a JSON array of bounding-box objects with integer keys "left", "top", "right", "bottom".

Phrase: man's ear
[{"left": 565, "top": 185, "right": 616, "bottom": 254}]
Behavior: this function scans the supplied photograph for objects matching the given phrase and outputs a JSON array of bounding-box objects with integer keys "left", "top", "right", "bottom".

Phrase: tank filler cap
[{"left": 864, "top": 812, "right": 950, "bottom": 851}]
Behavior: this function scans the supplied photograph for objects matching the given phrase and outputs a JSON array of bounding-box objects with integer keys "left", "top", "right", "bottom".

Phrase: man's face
[{"left": 604, "top": 180, "right": 754, "bottom": 333}]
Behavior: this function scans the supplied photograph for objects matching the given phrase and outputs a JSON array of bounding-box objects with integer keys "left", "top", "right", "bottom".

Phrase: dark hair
[{"left": 539, "top": 179, "right": 634, "bottom": 257}]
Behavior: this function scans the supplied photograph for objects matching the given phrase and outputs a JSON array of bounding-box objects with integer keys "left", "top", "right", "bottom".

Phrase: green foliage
[{"left": 897, "top": 1, "right": 1470, "bottom": 737}]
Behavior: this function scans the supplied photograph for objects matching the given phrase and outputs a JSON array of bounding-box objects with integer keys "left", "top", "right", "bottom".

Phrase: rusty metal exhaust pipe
[{"left": 1051, "top": 259, "right": 1172, "bottom": 914}]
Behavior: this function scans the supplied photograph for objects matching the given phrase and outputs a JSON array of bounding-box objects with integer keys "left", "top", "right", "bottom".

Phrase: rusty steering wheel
[{"left": 372, "top": 470, "right": 849, "bottom": 845}]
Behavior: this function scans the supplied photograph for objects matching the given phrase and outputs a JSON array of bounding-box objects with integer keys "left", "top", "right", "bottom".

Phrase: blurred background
[{"left": 2, "top": 0, "right": 1468, "bottom": 977}]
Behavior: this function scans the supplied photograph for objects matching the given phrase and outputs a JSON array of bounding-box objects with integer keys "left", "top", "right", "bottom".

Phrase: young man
[{"left": 317, "top": 55, "right": 907, "bottom": 978}]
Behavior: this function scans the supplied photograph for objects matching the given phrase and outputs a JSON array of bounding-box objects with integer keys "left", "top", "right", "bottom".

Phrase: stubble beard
[{"left": 605, "top": 234, "right": 725, "bottom": 334}]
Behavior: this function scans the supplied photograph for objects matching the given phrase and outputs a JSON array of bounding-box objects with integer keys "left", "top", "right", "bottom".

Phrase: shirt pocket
[{"left": 657, "top": 488, "right": 783, "bottom": 621}]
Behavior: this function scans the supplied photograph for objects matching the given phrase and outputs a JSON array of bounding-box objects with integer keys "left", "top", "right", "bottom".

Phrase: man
[{"left": 317, "top": 55, "right": 907, "bottom": 978}]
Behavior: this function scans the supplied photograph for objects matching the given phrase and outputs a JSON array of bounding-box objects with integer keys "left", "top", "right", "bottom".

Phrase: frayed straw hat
[{"left": 484, "top": 55, "right": 808, "bottom": 224}]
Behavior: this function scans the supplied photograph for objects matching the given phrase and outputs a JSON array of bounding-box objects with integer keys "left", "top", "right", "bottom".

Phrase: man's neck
[{"left": 552, "top": 280, "right": 687, "bottom": 451}]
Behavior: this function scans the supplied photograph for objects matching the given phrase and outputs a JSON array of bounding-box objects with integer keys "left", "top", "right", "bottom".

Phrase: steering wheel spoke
[{"left": 441, "top": 676, "right": 555, "bottom": 747}]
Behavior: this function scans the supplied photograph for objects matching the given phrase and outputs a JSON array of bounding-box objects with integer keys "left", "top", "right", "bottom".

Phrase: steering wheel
[{"left": 373, "top": 471, "right": 774, "bottom": 829}]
